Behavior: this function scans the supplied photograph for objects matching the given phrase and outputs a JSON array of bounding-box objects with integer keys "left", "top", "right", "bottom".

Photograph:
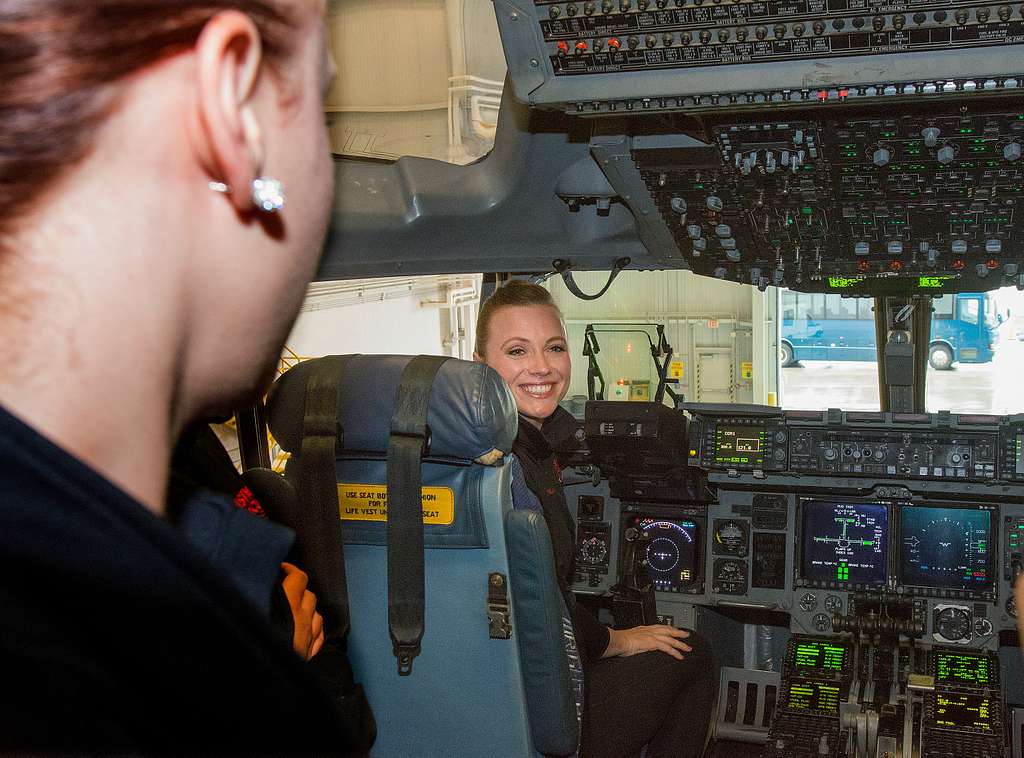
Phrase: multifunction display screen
[
  {"left": 899, "top": 506, "right": 993, "bottom": 593},
  {"left": 801, "top": 501, "right": 888, "bottom": 585},
  {"left": 793, "top": 641, "right": 849, "bottom": 676},
  {"left": 784, "top": 680, "right": 841, "bottom": 715},
  {"left": 713, "top": 424, "right": 765, "bottom": 467},
  {"left": 935, "top": 652, "right": 994, "bottom": 687},
  {"left": 932, "top": 693, "right": 995, "bottom": 732},
  {"left": 639, "top": 518, "right": 700, "bottom": 593}
]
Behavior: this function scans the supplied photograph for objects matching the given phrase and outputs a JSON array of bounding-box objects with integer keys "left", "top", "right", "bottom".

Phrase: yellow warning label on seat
[{"left": 337, "top": 484, "right": 455, "bottom": 526}]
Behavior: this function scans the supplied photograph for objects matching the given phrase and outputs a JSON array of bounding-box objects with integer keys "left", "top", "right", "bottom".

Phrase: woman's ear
[
  {"left": 472, "top": 351, "right": 485, "bottom": 363},
  {"left": 192, "top": 10, "right": 265, "bottom": 212}
]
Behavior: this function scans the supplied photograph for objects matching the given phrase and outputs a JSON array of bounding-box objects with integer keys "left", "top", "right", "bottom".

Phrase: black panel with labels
[
  {"left": 632, "top": 106, "right": 1024, "bottom": 293},
  {"left": 753, "top": 494, "right": 789, "bottom": 529},
  {"left": 753, "top": 531, "right": 788, "bottom": 589},
  {"left": 534, "top": 2, "right": 1024, "bottom": 78},
  {"left": 790, "top": 426, "right": 998, "bottom": 481}
]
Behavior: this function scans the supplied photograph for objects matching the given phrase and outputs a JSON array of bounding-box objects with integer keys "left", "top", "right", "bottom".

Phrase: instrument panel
[
  {"left": 568, "top": 401, "right": 1024, "bottom": 651},
  {"left": 497, "top": 0, "right": 1024, "bottom": 114}
]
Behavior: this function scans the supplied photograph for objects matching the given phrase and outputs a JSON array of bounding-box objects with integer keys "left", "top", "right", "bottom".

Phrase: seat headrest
[{"left": 267, "top": 355, "right": 518, "bottom": 462}]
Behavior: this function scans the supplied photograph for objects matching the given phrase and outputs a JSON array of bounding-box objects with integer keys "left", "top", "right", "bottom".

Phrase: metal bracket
[{"left": 487, "top": 572, "right": 512, "bottom": 640}]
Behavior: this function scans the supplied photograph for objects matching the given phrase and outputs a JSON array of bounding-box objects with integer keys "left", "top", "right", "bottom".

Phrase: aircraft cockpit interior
[{"left": 241, "top": 2, "right": 1024, "bottom": 755}]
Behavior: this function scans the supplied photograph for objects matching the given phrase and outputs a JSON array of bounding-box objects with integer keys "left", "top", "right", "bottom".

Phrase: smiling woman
[
  {"left": 474, "top": 282, "right": 570, "bottom": 427},
  {"left": 474, "top": 280, "right": 715, "bottom": 758}
]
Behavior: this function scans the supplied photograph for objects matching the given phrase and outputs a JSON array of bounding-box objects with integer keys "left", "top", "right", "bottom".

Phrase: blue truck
[{"left": 781, "top": 291, "right": 1006, "bottom": 370}]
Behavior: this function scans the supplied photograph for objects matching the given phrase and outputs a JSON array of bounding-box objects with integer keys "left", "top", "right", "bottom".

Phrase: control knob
[
  {"left": 921, "top": 127, "right": 940, "bottom": 147},
  {"left": 872, "top": 147, "right": 891, "bottom": 167},
  {"left": 937, "top": 145, "right": 956, "bottom": 164},
  {"left": 823, "top": 447, "right": 838, "bottom": 461},
  {"left": 1005, "top": 142, "right": 1022, "bottom": 162}
]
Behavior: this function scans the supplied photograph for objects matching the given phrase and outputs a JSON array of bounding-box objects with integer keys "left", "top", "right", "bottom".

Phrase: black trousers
[{"left": 580, "top": 632, "right": 715, "bottom": 758}]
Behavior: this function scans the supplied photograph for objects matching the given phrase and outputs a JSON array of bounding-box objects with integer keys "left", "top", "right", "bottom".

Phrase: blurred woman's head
[
  {"left": 474, "top": 281, "right": 570, "bottom": 428},
  {"left": 0, "top": 0, "right": 335, "bottom": 420}
]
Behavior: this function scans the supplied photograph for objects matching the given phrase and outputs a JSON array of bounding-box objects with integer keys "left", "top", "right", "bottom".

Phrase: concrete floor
[{"left": 780, "top": 338, "right": 1024, "bottom": 415}]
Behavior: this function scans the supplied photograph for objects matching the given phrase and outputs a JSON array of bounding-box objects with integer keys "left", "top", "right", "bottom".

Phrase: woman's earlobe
[{"left": 472, "top": 351, "right": 484, "bottom": 363}]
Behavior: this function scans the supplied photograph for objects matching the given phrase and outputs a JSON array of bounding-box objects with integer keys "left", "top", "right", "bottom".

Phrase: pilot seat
[{"left": 266, "top": 354, "right": 581, "bottom": 757}]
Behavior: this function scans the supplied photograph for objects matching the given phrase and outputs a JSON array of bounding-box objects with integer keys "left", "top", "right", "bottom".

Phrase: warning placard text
[{"left": 337, "top": 484, "right": 455, "bottom": 525}]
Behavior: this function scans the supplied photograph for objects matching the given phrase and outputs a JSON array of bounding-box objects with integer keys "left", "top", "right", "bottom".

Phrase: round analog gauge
[
  {"left": 799, "top": 592, "right": 818, "bottom": 612},
  {"left": 935, "top": 606, "right": 972, "bottom": 642},
  {"left": 813, "top": 613, "right": 831, "bottom": 632},
  {"left": 973, "top": 617, "right": 994, "bottom": 637},
  {"left": 713, "top": 558, "right": 747, "bottom": 594},
  {"left": 578, "top": 536, "right": 608, "bottom": 565},
  {"left": 824, "top": 595, "right": 843, "bottom": 613},
  {"left": 714, "top": 520, "right": 748, "bottom": 556}
]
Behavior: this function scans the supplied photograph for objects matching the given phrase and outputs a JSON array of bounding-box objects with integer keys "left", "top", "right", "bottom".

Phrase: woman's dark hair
[
  {"left": 475, "top": 280, "right": 563, "bottom": 357},
  {"left": 0, "top": 0, "right": 298, "bottom": 240}
]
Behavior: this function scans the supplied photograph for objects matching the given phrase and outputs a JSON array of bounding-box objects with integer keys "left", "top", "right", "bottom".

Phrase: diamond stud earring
[
  {"left": 207, "top": 177, "right": 286, "bottom": 214},
  {"left": 251, "top": 177, "right": 285, "bottom": 213}
]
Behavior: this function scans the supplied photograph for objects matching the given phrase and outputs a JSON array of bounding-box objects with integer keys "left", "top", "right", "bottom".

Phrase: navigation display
[
  {"left": 713, "top": 424, "right": 765, "bottom": 468},
  {"left": 639, "top": 518, "right": 700, "bottom": 593},
  {"left": 932, "top": 693, "right": 995, "bottom": 732},
  {"left": 899, "top": 506, "right": 993, "bottom": 593},
  {"left": 793, "top": 640, "right": 849, "bottom": 676},
  {"left": 784, "top": 680, "right": 841, "bottom": 715},
  {"left": 800, "top": 501, "right": 888, "bottom": 585},
  {"left": 935, "top": 652, "right": 994, "bottom": 687}
]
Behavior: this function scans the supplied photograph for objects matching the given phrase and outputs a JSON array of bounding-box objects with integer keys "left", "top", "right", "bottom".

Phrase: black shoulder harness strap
[
  {"left": 298, "top": 356, "right": 350, "bottom": 639},
  {"left": 387, "top": 355, "right": 451, "bottom": 675}
]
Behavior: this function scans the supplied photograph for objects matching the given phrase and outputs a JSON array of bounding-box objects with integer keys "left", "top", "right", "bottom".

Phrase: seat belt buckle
[{"left": 393, "top": 641, "right": 421, "bottom": 676}]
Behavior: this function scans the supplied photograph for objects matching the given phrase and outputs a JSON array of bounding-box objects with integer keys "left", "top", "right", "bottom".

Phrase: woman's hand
[
  {"left": 281, "top": 562, "right": 325, "bottom": 661},
  {"left": 603, "top": 624, "right": 692, "bottom": 660}
]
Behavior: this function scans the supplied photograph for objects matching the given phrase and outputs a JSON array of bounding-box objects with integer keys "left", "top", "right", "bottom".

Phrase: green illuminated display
[
  {"left": 713, "top": 424, "right": 765, "bottom": 467},
  {"left": 918, "top": 276, "right": 955, "bottom": 289},
  {"left": 795, "top": 642, "right": 847, "bottom": 672},
  {"left": 828, "top": 276, "right": 863, "bottom": 289},
  {"left": 936, "top": 652, "right": 991, "bottom": 685},
  {"left": 786, "top": 681, "right": 841, "bottom": 714}
]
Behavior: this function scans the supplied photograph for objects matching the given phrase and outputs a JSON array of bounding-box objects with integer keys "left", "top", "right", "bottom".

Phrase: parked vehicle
[{"left": 781, "top": 291, "right": 1006, "bottom": 370}]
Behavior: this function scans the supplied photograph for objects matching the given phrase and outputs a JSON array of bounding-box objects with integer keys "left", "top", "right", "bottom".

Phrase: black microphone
[{"left": 241, "top": 467, "right": 299, "bottom": 529}]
